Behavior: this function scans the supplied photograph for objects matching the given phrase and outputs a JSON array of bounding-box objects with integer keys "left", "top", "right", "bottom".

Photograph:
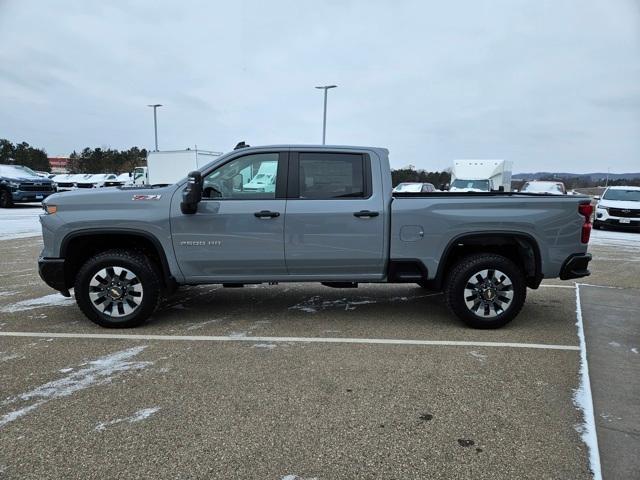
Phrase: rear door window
[{"left": 297, "top": 152, "right": 365, "bottom": 199}]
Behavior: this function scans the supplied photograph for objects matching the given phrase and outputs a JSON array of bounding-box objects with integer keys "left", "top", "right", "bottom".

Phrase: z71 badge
[{"left": 132, "top": 194, "right": 162, "bottom": 201}]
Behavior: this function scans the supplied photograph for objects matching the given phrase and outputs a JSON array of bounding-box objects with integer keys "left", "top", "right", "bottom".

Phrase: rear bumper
[
  {"left": 38, "top": 257, "right": 71, "bottom": 296},
  {"left": 559, "top": 253, "right": 592, "bottom": 280}
]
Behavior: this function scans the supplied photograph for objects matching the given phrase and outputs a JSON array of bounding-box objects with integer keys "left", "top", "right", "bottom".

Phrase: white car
[
  {"left": 76, "top": 173, "right": 118, "bottom": 189},
  {"left": 594, "top": 186, "right": 640, "bottom": 230},
  {"left": 53, "top": 173, "right": 88, "bottom": 191},
  {"left": 520, "top": 181, "right": 567, "bottom": 195},
  {"left": 393, "top": 182, "right": 436, "bottom": 193}
]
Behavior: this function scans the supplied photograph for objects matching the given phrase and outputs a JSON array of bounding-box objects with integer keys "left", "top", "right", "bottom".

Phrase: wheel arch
[
  {"left": 431, "top": 231, "right": 542, "bottom": 290},
  {"left": 60, "top": 229, "right": 176, "bottom": 291}
]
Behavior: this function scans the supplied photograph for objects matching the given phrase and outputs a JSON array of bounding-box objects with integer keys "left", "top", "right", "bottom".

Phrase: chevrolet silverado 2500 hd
[{"left": 38, "top": 145, "right": 593, "bottom": 329}]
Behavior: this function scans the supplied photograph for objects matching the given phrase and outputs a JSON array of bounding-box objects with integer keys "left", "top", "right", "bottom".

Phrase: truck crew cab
[{"left": 38, "top": 145, "right": 593, "bottom": 329}]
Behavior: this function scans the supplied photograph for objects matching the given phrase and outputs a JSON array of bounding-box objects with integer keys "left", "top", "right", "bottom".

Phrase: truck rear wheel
[
  {"left": 74, "top": 249, "right": 161, "bottom": 328},
  {"left": 444, "top": 254, "right": 526, "bottom": 329}
]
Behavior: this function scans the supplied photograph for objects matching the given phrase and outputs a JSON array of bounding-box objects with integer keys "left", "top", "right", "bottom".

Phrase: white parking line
[
  {"left": 574, "top": 284, "right": 603, "bottom": 480},
  {"left": 0, "top": 331, "right": 580, "bottom": 351}
]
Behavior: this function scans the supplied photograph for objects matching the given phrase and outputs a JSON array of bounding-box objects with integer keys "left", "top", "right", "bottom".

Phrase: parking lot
[{"left": 0, "top": 205, "right": 638, "bottom": 479}]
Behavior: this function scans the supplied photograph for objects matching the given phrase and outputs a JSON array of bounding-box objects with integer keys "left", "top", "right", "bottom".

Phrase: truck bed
[{"left": 390, "top": 192, "right": 590, "bottom": 280}]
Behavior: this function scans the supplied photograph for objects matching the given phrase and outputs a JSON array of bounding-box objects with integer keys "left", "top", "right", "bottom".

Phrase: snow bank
[
  {"left": 0, "top": 206, "right": 42, "bottom": 240},
  {"left": 590, "top": 229, "right": 639, "bottom": 250}
]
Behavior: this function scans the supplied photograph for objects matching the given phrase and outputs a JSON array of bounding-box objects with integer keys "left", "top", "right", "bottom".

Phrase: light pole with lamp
[
  {"left": 147, "top": 104, "right": 162, "bottom": 151},
  {"left": 315, "top": 85, "right": 337, "bottom": 144}
]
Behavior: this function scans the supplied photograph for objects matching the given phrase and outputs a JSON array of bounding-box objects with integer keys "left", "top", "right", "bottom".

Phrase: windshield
[
  {"left": 603, "top": 189, "right": 640, "bottom": 202},
  {"left": 0, "top": 164, "right": 39, "bottom": 177},
  {"left": 521, "top": 182, "right": 564, "bottom": 193},
  {"left": 451, "top": 179, "right": 490, "bottom": 191}
]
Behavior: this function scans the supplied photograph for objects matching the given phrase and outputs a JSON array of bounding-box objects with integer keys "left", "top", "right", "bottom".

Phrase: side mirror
[
  {"left": 594, "top": 195, "right": 600, "bottom": 200},
  {"left": 181, "top": 171, "right": 203, "bottom": 214}
]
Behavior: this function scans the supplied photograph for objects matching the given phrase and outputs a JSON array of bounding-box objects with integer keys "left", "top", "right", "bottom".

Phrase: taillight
[{"left": 579, "top": 203, "right": 593, "bottom": 243}]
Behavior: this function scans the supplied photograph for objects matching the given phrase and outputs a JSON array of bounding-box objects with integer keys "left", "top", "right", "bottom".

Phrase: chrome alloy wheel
[
  {"left": 88, "top": 266, "right": 143, "bottom": 318},
  {"left": 463, "top": 268, "right": 514, "bottom": 318}
]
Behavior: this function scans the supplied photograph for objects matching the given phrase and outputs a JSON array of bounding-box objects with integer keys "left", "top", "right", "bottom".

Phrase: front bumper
[
  {"left": 559, "top": 253, "right": 592, "bottom": 280},
  {"left": 12, "top": 191, "right": 53, "bottom": 202},
  {"left": 595, "top": 208, "right": 640, "bottom": 229},
  {"left": 38, "top": 257, "right": 71, "bottom": 296}
]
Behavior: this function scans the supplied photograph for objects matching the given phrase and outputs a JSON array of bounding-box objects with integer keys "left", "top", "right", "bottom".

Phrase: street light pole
[
  {"left": 315, "top": 85, "right": 337, "bottom": 144},
  {"left": 147, "top": 104, "right": 162, "bottom": 151}
]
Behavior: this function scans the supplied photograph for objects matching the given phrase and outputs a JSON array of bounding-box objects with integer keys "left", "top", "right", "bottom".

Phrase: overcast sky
[{"left": 0, "top": 0, "right": 639, "bottom": 172}]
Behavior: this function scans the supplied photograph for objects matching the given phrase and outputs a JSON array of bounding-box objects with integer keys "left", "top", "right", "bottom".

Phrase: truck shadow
[{"left": 150, "top": 283, "right": 454, "bottom": 330}]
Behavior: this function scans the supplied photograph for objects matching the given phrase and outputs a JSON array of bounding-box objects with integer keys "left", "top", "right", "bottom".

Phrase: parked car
[
  {"left": 103, "top": 173, "right": 133, "bottom": 187},
  {"left": 0, "top": 164, "right": 55, "bottom": 207},
  {"left": 52, "top": 174, "right": 83, "bottom": 192},
  {"left": 393, "top": 182, "right": 436, "bottom": 193},
  {"left": 75, "top": 174, "right": 118, "bottom": 189},
  {"left": 594, "top": 186, "right": 640, "bottom": 230},
  {"left": 520, "top": 181, "right": 567, "bottom": 195}
]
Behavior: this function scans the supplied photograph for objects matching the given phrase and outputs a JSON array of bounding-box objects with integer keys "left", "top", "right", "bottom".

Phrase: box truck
[
  {"left": 449, "top": 160, "right": 513, "bottom": 192},
  {"left": 140, "top": 150, "right": 222, "bottom": 186}
]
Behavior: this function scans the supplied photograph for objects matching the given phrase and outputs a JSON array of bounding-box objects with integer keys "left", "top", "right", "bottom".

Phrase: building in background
[{"left": 48, "top": 156, "right": 69, "bottom": 173}]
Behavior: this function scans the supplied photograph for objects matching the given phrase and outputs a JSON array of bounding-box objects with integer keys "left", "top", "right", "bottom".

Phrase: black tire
[
  {"left": 444, "top": 254, "right": 526, "bottom": 329},
  {"left": 74, "top": 249, "right": 161, "bottom": 328},
  {"left": 0, "top": 189, "right": 14, "bottom": 208},
  {"left": 593, "top": 221, "right": 602, "bottom": 230}
]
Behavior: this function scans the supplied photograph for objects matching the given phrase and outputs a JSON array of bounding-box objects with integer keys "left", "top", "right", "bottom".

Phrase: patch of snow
[
  {"left": 228, "top": 331, "right": 248, "bottom": 338},
  {"left": 253, "top": 343, "right": 276, "bottom": 349},
  {"left": 0, "top": 206, "right": 43, "bottom": 240},
  {"left": 0, "top": 353, "right": 23, "bottom": 362},
  {"left": 573, "top": 285, "right": 602, "bottom": 480},
  {"left": 0, "top": 291, "right": 19, "bottom": 297},
  {"left": 58, "top": 368, "right": 73, "bottom": 373},
  {"left": 469, "top": 351, "right": 487, "bottom": 362},
  {"left": 608, "top": 341, "right": 620, "bottom": 348},
  {"left": 186, "top": 318, "right": 221, "bottom": 331},
  {"left": 95, "top": 406, "right": 161, "bottom": 432},
  {"left": 631, "top": 347, "right": 638, "bottom": 354},
  {"left": 0, "top": 293, "right": 74, "bottom": 313},
  {"left": 0, "top": 346, "right": 151, "bottom": 428}
]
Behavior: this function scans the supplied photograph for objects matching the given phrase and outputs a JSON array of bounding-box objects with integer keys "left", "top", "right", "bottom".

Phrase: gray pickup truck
[{"left": 38, "top": 145, "right": 593, "bottom": 329}]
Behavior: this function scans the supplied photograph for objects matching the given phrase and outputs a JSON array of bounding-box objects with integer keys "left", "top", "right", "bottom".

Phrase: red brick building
[{"left": 48, "top": 157, "right": 69, "bottom": 173}]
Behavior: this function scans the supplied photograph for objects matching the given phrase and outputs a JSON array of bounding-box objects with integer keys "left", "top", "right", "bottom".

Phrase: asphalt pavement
[{"left": 0, "top": 223, "right": 638, "bottom": 479}]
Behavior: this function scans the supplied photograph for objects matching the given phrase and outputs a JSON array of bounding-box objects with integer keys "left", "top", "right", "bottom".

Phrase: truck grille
[
  {"left": 57, "top": 182, "right": 74, "bottom": 188},
  {"left": 608, "top": 208, "right": 640, "bottom": 218},
  {"left": 19, "top": 183, "right": 53, "bottom": 192},
  {"left": 76, "top": 183, "right": 94, "bottom": 188}
]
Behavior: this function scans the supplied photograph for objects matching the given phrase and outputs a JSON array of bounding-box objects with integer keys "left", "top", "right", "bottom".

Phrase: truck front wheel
[
  {"left": 74, "top": 249, "right": 161, "bottom": 328},
  {"left": 444, "top": 254, "right": 526, "bottom": 329}
]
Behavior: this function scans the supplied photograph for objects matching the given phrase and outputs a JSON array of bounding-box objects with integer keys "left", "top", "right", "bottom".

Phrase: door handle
[
  {"left": 254, "top": 210, "right": 280, "bottom": 219},
  {"left": 353, "top": 210, "right": 379, "bottom": 218}
]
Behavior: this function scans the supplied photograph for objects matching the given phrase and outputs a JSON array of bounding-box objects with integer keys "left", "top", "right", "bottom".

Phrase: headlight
[{"left": 8, "top": 181, "right": 20, "bottom": 188}]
